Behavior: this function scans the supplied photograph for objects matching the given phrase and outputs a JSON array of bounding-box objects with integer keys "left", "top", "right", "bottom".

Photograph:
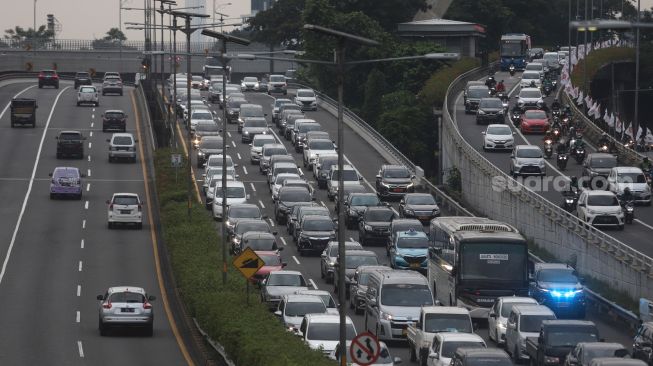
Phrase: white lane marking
[
  {"left": 320, "top": 200, "right": 326, "bottom": 207},
  {"left": 298, "top": 168, "right": 304, "bottom": 176},
  {"left": 243, "top": 166, "right": 248, "bottom": 175},
  {"left": 87, "top": 169, "right": 91, "bottom": 177},
  {"left": 0, "top": 85, "right": 36, "bottom": 119},
  {"left": 250, "top": 183, "right": 256, "bottom": 192},
  {"left": 78, "top": 261, "right": 83, "bottom": 272},
  {"left": 258, "top": 200, "right": 266, "bottom": 209},
  {"left": 91, "top": 114, "right": 95, "bottom": 119},
  {"left": 76, "top": 311, "right": 80, "bottom": 323},
  {"left": 268, "top": 218, "right": 275, "bottom": 227},
  {"left": 237, "top": 153, "right": 242, "bottom": 160},
  {"left": 84, "top": 201, "right": 89, "bottom": 210},
  {"left": 86, "top": 183, "right": 90, "bottom": 192},
  {"left": 92, "top": 108, "right": 95, "bottom": 112},
  {"left": 292, "top": 256, "right": 300, "bottom": 265},
  {"left": 77, "top": 285, "right": 81, "bottom": 297},
  {"left": 635, "top": 219, "right": 653, "bottom": 231},
  {"left": 309, "top": 279, "right": 318, "bottom": 290},
  {"left": 227, "top": 131, "right": 232, "bottom": 138},
  {"left": 82, "top": 220, "right": 86, "bottom": 229},
  {"left": 80, "top": 239, "right": 85, "bottom": 249},
  {"left": 77, "top": 341, "right": 84, "bottom": 358},
  {"left": 391, "top": 208, "right": 399, "bottom": 216},
  {"left": 280, "top": 237, "right": 287, "bottom": 246},
  {"left": 88, "top": 142, "right": 92, "bottom": 149},
  {"left": 87, "top": 155, "right": 91, "bottom": 162},
  {"left": 90, "top": 122, "right": 94, "bottom": 128},
  {"left": 0, "top": 87, "right": 69, "bottom": 286},
  {"left": 231, "top": 141, "right": 236, "bottom": 147},
  {"left": 350, "top": 237, "right": 355, "bottom": 242},
  {"left": 89, "top": 131, "right": 93, "bottom": 137}
]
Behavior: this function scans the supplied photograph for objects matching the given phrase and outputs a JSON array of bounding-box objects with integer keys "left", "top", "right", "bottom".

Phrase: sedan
[
  {"left": 482, "top": 124, "right": 515, "bottom": 151},
  {"left": 399, "top": 193, "right": 440, "bottom": 223},
  {"left": 520, "top": 109, "right": 550, "bottom": 134}
]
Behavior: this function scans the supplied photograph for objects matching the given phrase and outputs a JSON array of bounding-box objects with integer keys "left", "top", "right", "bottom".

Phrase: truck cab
[
  {"left": 407, "top": 306, "right": 473, "bottom": 365},
  {"left": 525, "top": 320, "right": 600, "bottom": 366},
  {"left": 10, "top": 98, "right": 37, "bottom": 128}
]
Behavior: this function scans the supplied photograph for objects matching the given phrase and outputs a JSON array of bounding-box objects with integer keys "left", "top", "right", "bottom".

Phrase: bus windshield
[
  {"left": 501, "top": 41, "right": 526, "bottom": 57},
  {"left": 459, "top": 243, "right": 527, "bottom": 282}
]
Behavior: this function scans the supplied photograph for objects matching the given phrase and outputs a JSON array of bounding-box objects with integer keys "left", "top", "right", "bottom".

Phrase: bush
[
  {"left": 418, "top": 57, "right": 481, "bottom": 108},
  {"left": 153, "top": 149, "right": 336, "bottom": 366},
  {"left": 571, "top": 47, "right": 635, "bottom": 94}
]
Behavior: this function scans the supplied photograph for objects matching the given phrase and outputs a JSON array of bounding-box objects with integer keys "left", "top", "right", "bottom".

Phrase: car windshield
[
  {"left": 441, "top": 342, "right": 486, "bottom": 358},
  {"left": 227, "top": 100, "right": 245, "bottom": 108},
  {"left": 406, "top": 195, "right": 436, "bottom": 205},
  {"left": 264, "top": 147, "right": 286, "bottom": 156},
  {"left": 104, "top": 112, "right": 124, "bottom": 119},
  {"left": 517, "top": 148, "right": 542, "bottom": 158},
  {"left": 392, "top": 223, "right": 423, "bottom": 235},
  {"left": 321, "top": 160, "right": 338, "bottom": 170},
  {"left": 113, "top": 196, "right": 139, "bottom": 205},
  {"left": 383, "top": 168, "right": 410, "bottom": 178},
  {"left": 299, "top": 124, "right": 321, "bottom": 133},
  {"left": 240, "top": 107, "right": 264, "bottom": 117},
  {"left": 537, "top": 269, "right": 578, "bottom": 283},
  {"left": 270, "top": 75, "right": 285, "bottom": 82},
  {"left": 267, "top": 273, "right": 306, "bottom": 286},
  {"left": 192, "top": 76, "right": 203, "bottom": 81},
  {"left": 192, "top": 112, "right": 213, "bottom": 120},
  {"left": 346, "top": 254, "right": 378, "bottom": 269},
  {"left": 279, "top": 190, "right": 311, "bottom": 202},
  {"left": 617, "top": 172, "right": 647, "bottom": 184},
  {"left": 253, "top": 138, "right": 275, "bottom": 147},
  {"left": 465, "top": 358, "right": 512, "bottom": 366},
  {"left": 285, "top": 302, "right": 326, "bottom": 317},
  {"left": 480, "top": 99, "right": 503, "bottom": 108},
  {"left": 467, "top": 88, "right": 488, "bottom": 98},
  {"left": 520, "top": 315, "right": 556, "bottom": 332},
  {"left": 544, "top": 53, "right": 559, "bottom": 61},
  {"left": 520, "top": 90, "right": 542, "bottom": 98},
  {"left": 60, "top": 133, "right": 82, "bottom": 140},
  {"left": 590, "top": 157, "right": 616, "bottom": 168},
  {"left": 244, "top": 238, "right": 275, "bottom": 251},
  {"left": 584, "top": 346, "right": 625, "bottom": 361},
  {"left": 200, "top": 139, "right": 223, "bottom": 149},
  {"left": 244, "top": 119, "right": 267, "bottom": 128},
  {"left": 275, "top": 100, "right": 291, "bottom": 108},
  {"left": 526, "top": 64, "right": 543, "bottom": 71},
  {"left": 113, "top": 136, "right": 133, "bottom": 145},
  {"left": 332, "top": 170, "right": 358, "bottom": 181},
  {"left": 397, "top": 236, "right": 429, "bottom": 249},
  {"left": 109, "top": 292, "right": 145, "bottom": 304},
  {"left": 309, "top": 141, "right": 334, "bottom": 150},
  {"left": 366, "top": 210, "right": 394, "bottom": 222},
  {"left": 306, "top": 323, "right": 356, "bottom": 341},
  {"left": 215, "top": 186, "right": 245, "bottom": 198},
  {"left": 303, "top": 219, "right": 334, "bottom": 231},
  {"left": 351, "top": 195, "right": 380, "bottom": 206},
  {"left": 548, "top": 330, "right": 599, "bottom": 347},
  {"left": 243, "top": 77, "right": 257, "bottom": 82},
  {"left": 275, "top": 174, "right": 300, "bottom": 185},
  {"left": 522, "top": 72, "right": 540, "bottom": 80},
  {"left": 229, "top": 207, "right": 260, "bottom": 218},
  {"left": 380, "top": 284, "right": 433, "bottom": 307},
  {"left": 587, "top": 195, "right": 619, "bottom": 206},
  {"left": 297, "top": 91, "right": 315, "bottom": 98},
  {"left": 236, "top": 222, "right": 269, "bottom": 234},
  {"left": 76, "top": 73, "right": 89, "bottom": 77},
  {"left": 500, "top": 301, "right": 536, "bottom": 317},
  {"left": 259, "top": 253, "right": 281, "bottom": 266},
  {"left": 358, "top": 273, "right": 372, "bottom": 285},
  {"left": 424, "top": 313, "right": 472, "bottom": 333},
  {"left": 196, "top": 123, "right": 219, "bottom": 132}
]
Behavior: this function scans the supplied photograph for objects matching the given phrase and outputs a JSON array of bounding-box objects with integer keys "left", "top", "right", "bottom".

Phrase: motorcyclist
[
  {"left": 529, "top": 80, "right": 537, "bottom": 88},
  {"left": 622, "top": 187, "right": 634, "bottom": 203},
  {"left": 572, "top": 134, "right": 586, "bottom": 150},
  {"left": 543, "top": 77, "right": 554, "bottom": 92},
  {"left": 551, "top": 98, "right": 562, "bottom": 111},
  {"left": 569, "top": 176, "right": 579, "bottom": 193},
  {"left": 543, "top": 130, "right": 555, "bottom": 144},
  {"left": 598, "top": 133, "right": 610, "bottom": 148},
  {"left": 640, "top": 157, "right": 653, "bottom": 172},
  {"left": 556, "top": 138, "right": 568, "bottom": 155},
  {"left": 496, "top": 80, "right": 506, "bottom": 93},
  {"left": 563, "top": 105, "right": 572, "bottom": 117},
  {"left": 485, "top": 75, "right": 496, "bottom": 89}
]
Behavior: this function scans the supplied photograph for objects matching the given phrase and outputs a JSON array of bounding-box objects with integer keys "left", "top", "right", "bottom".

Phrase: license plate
[
  {"left": 419, "top": 216, "right": 429, "bottom": 220},
  {"left": 410, "top": 263, "right": 420, "bottom": 269},
  {"left": 121, "top": 308, "right": 134, "bottom": 313},
  {"left": 393, "top": 188, "right": 403, "bottom": 192},
  {"left": 120, "top": 210, "right": 131, "bottom": 214}
]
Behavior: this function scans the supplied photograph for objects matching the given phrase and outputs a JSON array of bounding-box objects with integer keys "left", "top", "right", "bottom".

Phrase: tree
[
  {"left": 361, "top": 68, "right": 386, "bottom": 125},
  {"left": 4, "top": 25, "right": 54, "bottom": 43},
  {"left": 333, "top": 0, "right": 427, "bottom": 32},
  {"left": 103, "top": 28, "right": 127, "bottom": 42},
  {"left": 248, "top": 0, "right": 305, "bottom": 47}
]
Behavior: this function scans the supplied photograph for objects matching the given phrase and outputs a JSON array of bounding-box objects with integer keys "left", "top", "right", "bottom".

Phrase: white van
[{"left": 505, "top": 304, "right": 556, "bottom": 362}]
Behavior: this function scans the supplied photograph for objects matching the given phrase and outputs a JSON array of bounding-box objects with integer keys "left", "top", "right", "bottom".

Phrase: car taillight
[
  {"left": 39, "top": 73, "right": 44, "bottom": 78},
  {"left": 102, "top": 302, "right": 112, "bottom": 309},
  {"left": 53, "top": 75, "right": 59, "bottom": 79},
  {"left": 143, "top": 302, "right": 152, "bottom": 309}
]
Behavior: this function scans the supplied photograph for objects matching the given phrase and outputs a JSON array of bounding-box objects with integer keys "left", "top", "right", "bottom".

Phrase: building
[
  {"left": 186, "top": 0, "right": 208, "bottom": 44},
  {"left": 397, "top": 18, "right": 486, "bottom": 58},
  {"left": 252, "top": 0, "right": 274, "bottom": 13}
]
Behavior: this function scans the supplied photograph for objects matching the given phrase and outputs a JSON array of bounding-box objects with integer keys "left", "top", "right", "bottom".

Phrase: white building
[{"left": 185, "top": 0, "right": 208, "bottom": 45}]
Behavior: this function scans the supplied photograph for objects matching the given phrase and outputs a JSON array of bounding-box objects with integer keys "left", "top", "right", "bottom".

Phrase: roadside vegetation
[{"left": 570, "top": 47, "right": 635, "bottom": 94}]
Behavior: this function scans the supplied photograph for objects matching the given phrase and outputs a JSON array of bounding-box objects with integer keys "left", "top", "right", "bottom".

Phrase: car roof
[
  {"left": 396, "top": 230, "right": 428, "bottom": 239},
  {"left": 534, "top": 262, "right": 572, "bottom": 271},
  {"left": 262, "top": 143, "right": 285, "bottom": 149},
  {"left": 273, "top": 162, "right": 297, "bottom": 169},
  {"left": 577, "top": 342, "right": 626, "bottom": 351},
  {"left": 613, "top": 166, "right": 642, "bottom": 173},
  {"left": 391, "top": 218, "right": 422, "bottom": 226},
  {"left": 520, "top": 87, "right": 541, "bottom": 92},
  {"left": 215, "top": 180, "right": 245, "bottom": 187},
  {"left": 279, "top": 186, "right": 310, "bottom": 193},
  {"left": 112, "top": 192, "right": 139, "bottom": 198},
  {"left": 283, "top": 294, "right": 324, "bottom": 303},
  {"left": 585, "top": 190, "right": 617, "bottom": 197},
  {"left": 305, "top": 314, "right": 352, "bottom": 324},
  {"left": 107, "top": 286, "right": 146, "bottom": 295},
  {"left": 104, "top": 109, "right": 125, "bottom": 114},
  {"left": 303, "top": 214, "right": 333, "bottom": 222},
  {"left": 365, "top": 206, "right": 394, "bottom": 213},
  {"left": 270, "top": 270, "right": 302, "bottom": 276},
  {"left": 308, "top": 138, "right": 333, "bottom": 144},
  {"left": 589, "top": 358, "right": 647, "bottom": 366},
  {"left": 253, "top": 134, "right": 275, "bottom": 140},
  {"left": 327, "top": 241, "right": 362, "bottom": 250},
  {"left": 516, "top": 144, "right": 540, "bottom": 150},
  {"left": 111, "top": 133, "right": 135, "bottom": 138},
  {"left": 228, "top": 203, "right": 258, "bottom": 209},
  {"left": 254, "top": 250, "right": 279, "bottom": 256},
  {"left": 297, "top": 88, "right": 315, "bottom": 93},
  {"left": 275, "top": 98, "right": 292, "bottom": 103},
  {"left": 356, "top": 265, "right": 392, "bottom": 273},
  {"left": 383, "top": 164, "right": 409, "bottom": 170},
  {"left": 295, "top": 289, "right": 331, "bottom": 297},
  {"left": 498, "top": 296, "right": 538, "bottom": 304},
  {"left": 455, "top": 348, "right": 509, "bottom": 358},
  {"left": 587, "top": 153, "right": 615, "bottom": 159},
  {"left": 53, "top": 166, "right": 80, "bottom": 174},
  {"left": 436, "top": 332, "right": 485, "bottom": 342},
  {"left": 344, "top": 249, "right": 376, "bottom": 257},
  {"left": 420, "top": 306, "right": 470, "bottom": 315},
  {"left": 511, "top": 304, "right": 555, "bottom": 316}
]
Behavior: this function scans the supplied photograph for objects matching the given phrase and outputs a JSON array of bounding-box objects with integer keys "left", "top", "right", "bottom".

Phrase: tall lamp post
[{"left": 201, "top": 29, "right": 251, "bottom": 286}]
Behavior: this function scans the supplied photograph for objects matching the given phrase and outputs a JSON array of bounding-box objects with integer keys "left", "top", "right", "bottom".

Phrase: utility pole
[{"left": 634, "top": 0, "right": 641, "bottom": 140}]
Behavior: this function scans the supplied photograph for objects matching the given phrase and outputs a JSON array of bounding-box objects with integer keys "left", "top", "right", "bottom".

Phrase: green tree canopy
[
  {"left": 248, "top": 0, "right": 305, "bottom": 47},
  {"left": 103, "top": 28, "right": 127, "bottom": 42},
  {"left": 4, "top": 25, "right": 54, "bottom": 42}
]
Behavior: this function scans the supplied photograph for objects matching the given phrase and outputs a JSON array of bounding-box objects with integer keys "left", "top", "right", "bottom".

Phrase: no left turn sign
[{"left": 349, "top": 331, "right": 380, "bottom": 366}]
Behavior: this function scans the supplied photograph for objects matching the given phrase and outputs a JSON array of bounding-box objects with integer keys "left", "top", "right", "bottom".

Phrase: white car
[
  {"left": 107, "top": 193, "right": 143, "bottom": 229},
  {"left": 607, "top": 166, "right": 652, "bottom": 205},
  {"left": 312, "top": 153, "right": 338, "bottom": 179},
  {"left": 250, "top": 134, "right": 277, "bottom": 164},
  {"left": 519, "top": 71, "right": 542, "bottom": 89},
  {"left": 271, "top": 173, "right": 302, "bottom": 201},
  {"left": 211, "top": 180, "right": 249, "bottom": 220},
  {"left": 524, "top": 62, "right": 545, "bottom": 79},
  {"left": 293, "top": 289, "right": 339, "bottom": 315},
  {"left": 189, "top": 108, "right": 214, "bottom": 132},
  {"left": 576, "top": 190, "right": 625, "bottom": 229},
  {"left": 510, "top": 145, "right": 546, "bottom": 177},
  {"left": 107, "top": 133, "right": 138, "bottom": 163},
  {"left": 516, "top": 88, "right": 545, "bottom": 111},
  {"left": 299, "top": 314, "right": 357, "bottom": 356},
  {"left": 202, "top": 166, "right": 238, "bottom": 194},
  {"left": 427, "top": 332, "right": 486, "bottom": 366},
  {"left": 204, "top": 154, "right": 236, "bottom": 172},
  {"left": 482, "top": 124, "right": 515, "bottom": 151},
  {"left": 204, "top": 173, "right": 236, "bottom": 208},
  {"left": 240, "top": 76, "right": 260, "bottom": 92},
  {"left": 77, "top": 86, "right": 99, "bottom": 106},
  {"left": 274, "top": 294, "right": 328, "bottom": 331},
  {"left": 97, "top": 286, "right": 155, "bottom": 336},
  {"left": 295, "top": 88, "right": 318, "bottom": 111},
  {"left": 303, "top": 138, "right": 337, "bottom": 168},
  {"left": 488, "top": 296, "right": 538, "bottom": 346}
]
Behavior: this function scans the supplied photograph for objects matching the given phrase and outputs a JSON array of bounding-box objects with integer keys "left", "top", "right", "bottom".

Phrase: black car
[
  {"left": 196, "top": 136, "right": 224, "bottom": 168},
  {"left": 333, "top": 249, "right": 380, "bottom": 297},
  {"left": 225, "top": 98, "right": 246, "bottom": 124},
  {"left": 74, "top": 71, "right": 93, "bottom": 89},
  {"left": 358, "top": 206, "right": 396, "bottom": 245},
  {"left": 38, "top": 70, "right": 59, "bottom": 88},
  {"left": 56, "top": 130, "right": 85, "bottom": 159},
  {"left": 529, "top": 263, "right": 586, "bottom": 318},
  {"left": 296, "top": 215, "right": 337, "bottom": 256},
  {"left": 464, "top": 86, "right": 490, "bottom": 113},
  {"left": 375, "top": 164, "right": 415, "bottom": 199},
  {"left": 343, "top": 193, "right": 382, "bottom": 229},
  {"left": 292, "top": 205, "right": 330, "bottom": 242},
  {"left": 286, "top": 202, "right": 321, "bottom": 236},
  {"left": 476, "top": 97, "right": 506, "bottom": 124},
  {"left": 101, "top": 109, "right": 127, "bottom": 132},
  {"left": 399, "top": 193, "right": 441, "bottom": 223},
  {"left": 334, "top": 184, "right": 368, "bottom": 213},
  {"left": 274, "top": 186, "right": 313, "bottom": 224}
]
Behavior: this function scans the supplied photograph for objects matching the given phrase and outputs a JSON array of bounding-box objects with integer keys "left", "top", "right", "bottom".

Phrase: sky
[
  {"left": 0, "top": 0, "right": 250, "bottom": 41},
  {"left": 1, "top": 0, "right": 652, "bottom": 41}
]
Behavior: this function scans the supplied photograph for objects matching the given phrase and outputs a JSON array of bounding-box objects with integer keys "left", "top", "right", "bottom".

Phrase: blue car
[{"left": 388, "top": 229, "right": 429, "bottom": 273}]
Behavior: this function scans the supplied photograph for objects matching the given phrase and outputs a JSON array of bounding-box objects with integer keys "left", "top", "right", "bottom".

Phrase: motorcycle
[
  {"left": 598, "top": 142, "right": 610, "bottom": 153},
  {"left": 624, "top": 137, "right": 635, "bottom": 150},
  {"left": 552, "top": 109, "right": 562, "bottom": 119},
  {"left": 544, "top": 139, "right": 554, "bottom": 159},
  {"left": 622, "top": 200, "right": 635, "bottom": 224},
  {"left": 509, "top": 64, "right": 516, "bottom": 76},
  {"left": 562, "top": 190, "right": 579, "bottom": 212},
  {"left": 543, "top": 84, "right": 553, "bottom": 96},
  {"left": 636, "top": 139, "right": 650, "bottom": 152},
  {"left": 489, "top": 86, "right": 497, "bottom": 96},
  {"left": 574, "top": 145, "right": 586, "bottom": 164},
  {"left": 557, "top": 153, "right": 568, "bottom": 170},
  {"left": 497, "top": 93, "right": 509, "bottom": 111},
  {"left": 552, "top": 126, "right": 561, "bottom": 139},
  {"left": 511, "top": 109, "right": 522, "bottom": 126}
]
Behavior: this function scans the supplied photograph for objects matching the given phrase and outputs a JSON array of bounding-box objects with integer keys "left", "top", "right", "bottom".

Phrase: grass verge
[
  {"left": 571, "top": 47, "right": 635, "bottom": 94},
  {"left": 154, "top": 149, "right": 337, "bottom": 366},
  {"left": 419, "top": 57, "right": 481, "bottom": 107}
]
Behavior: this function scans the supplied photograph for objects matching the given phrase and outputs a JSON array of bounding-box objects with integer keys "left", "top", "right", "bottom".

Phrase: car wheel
[
  {"left": 618, "top": 224, "right": 624, "bottom": 231},
  {"left": 409, "top": 346, "right": 417, "bottom": 362},
  {"left": 38, "top": 84, "right": 43, "bottom": 89},
  {"left": 512, "top": 346, "right": 520, "bottom": 364},
  {"left": 108, "top": 156, "right": 113, "bottom": 163},
  {"left": 96, "top": 102, "right": 99, "bottom": 107},
  {"left": 320, "top": 264, "right": 325, "bottom": 279},
  {"left": 77, "top": 102, "right": 80, "bottom": 106},
  {"left": 56, "top": 153, "right": 62, "bottom": 159},
  {"left": 120, "top": 91, "right": 123, "bottom": 96}
]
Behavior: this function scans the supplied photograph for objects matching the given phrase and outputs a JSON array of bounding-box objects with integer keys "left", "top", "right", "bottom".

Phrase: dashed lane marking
[
  {"left": 293, "top": 256, "right": 300, "bottom": 265},
  {"left": 78, "top": 261, "right": 83, "bottom": 272},
  {"left": 309, "top": 279, "right": 318, "bottom": 290},
  {"left": 77, "top": 285, "right": 81, "bottom": 297},
  {"left": 280, "top": 237, "right": 287, "bottom": 246},
  {"left": 77, "top": 341, "right": 84, "bottom": 358}
]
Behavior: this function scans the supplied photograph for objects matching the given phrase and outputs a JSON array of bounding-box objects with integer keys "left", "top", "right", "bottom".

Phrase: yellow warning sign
[{"left": 232, "top": 247, "right": 264, "bottom": 279}]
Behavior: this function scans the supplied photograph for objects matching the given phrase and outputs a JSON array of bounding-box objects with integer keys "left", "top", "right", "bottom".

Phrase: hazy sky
[
  {"left": 1, "top": 0, "right": 652, "bottom": 41},
  {"left": 0, "top": 0, "right": 249, "bottom": 41}
]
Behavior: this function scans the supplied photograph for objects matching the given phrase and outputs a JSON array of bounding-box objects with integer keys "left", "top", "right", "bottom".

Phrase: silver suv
[
  {"left": 107, "top": 133, "right": 138, "bottom": 163},
  {"left": 510, "top": 145, "right": 546, "bottom": 177},
  {"left": 97, "top": 286, "right": 156, "bottom": 336}
]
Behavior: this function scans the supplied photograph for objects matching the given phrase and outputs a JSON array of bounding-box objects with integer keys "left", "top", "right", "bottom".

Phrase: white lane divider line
[
  {"left": 237, "top": 153, "right": 242, "bottom": 160},
  {"left": 82, "top": 220, "right": 86, "bottom": 229},
  {"left": 227, "top": 131, "right": 232, "bottom": 138},
  {"left": 88, "top": 142, "right": 92, "bottom": 149},
  {"left": 280, "top": 237, "right": 287, "bottom": 246},
  {"left": 90, "top": 122, "right": 94, "bottom": 128},
  {"left": 321, "top": 200, "right": 326, "bottom": 207},
  {"left": 350, "top": 237, "right": 355, "bottom": 242},
  {"left": 0, "top": 86, "right": 68, "bottom": 286},
  {"left": 250, "top": 183, "right": 256, "bottom": 192},
  {"left": 84, "top": 201, "right": 89, "bottom": 210},
  {"left": 87, "top": 169, "right": 91, "bottom": 177},
  {"left": 635, "top": 219, "right": 653, "bottom": 231},
  {"left": 86, "top": 183, "right": 90, "bottom": 192},
  {"left": 391, "top": 208, "right": 399, "bottom": 216},
  {"left": 231, "top": 141, "right": 236, "bottom": 147},
  {"left": 298, "top": 168, "right": 304, "bottom": 176},
  {"left": 267, "top": 218, "right": 275, "bottom": 227},
  {"left": 77, "top": 285, "right": 81, "bottom": 297},
  {"left": 76, "top": 311, "right": 80, "bottom": 323},
  {"left": 243, "top": 166, "right": 248, "bottom": 175},
  {"left": 80, "top": 239, "right": 85, "bottom": 249},
  {"left": 259, "top": 200, "right": 266, "bottom": 209},
  {"left": 87, "top": 155, "right": 91, "bottom": 162},
  {"left": 292, "top": 256, "right": 300, "bottom": 265},
  {"left": 77, "top": 341, "right": 84, "bottom": 358},
  {"left": 89, "top": 131, "right": 93, "bottom": 137},
  {"left": 91, "top": 113, "right": 95, "bottom": 119},
  {"left": 78, "top": 261, "right": 83, "bottom": 272},
  {"left": 309, "top": 279, "right": 318, "bottom": 290}
]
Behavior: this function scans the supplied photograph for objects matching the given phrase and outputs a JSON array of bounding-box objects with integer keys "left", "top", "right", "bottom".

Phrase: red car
[
  {"left": 251, "top": 250, "right": 286, "bottom": 284},
  {"left": 520, "top": 109, "right": 550, "bottom": 134}
]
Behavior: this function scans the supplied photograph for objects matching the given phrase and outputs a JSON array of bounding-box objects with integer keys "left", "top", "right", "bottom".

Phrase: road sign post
[
  {"left": 232, "top": 247, "right": 264, "bottom": 306},
  {"left": 349, "top": 331, "right": 381, "bottom": 366},
  {"left": 171, "top": 153, "right": 182, "bottom": 183}
]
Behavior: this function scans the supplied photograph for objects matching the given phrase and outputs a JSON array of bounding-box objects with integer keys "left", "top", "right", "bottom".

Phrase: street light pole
[{"left": 634, "top": 0, "right": 640, "bottom": 140}]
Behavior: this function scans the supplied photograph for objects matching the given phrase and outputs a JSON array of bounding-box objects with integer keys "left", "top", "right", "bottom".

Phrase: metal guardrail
[{"left": 193, "top": 318, "right": 236, "bottom": 366}]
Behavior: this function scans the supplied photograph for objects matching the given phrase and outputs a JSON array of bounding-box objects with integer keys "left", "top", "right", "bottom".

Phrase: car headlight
[
  {"left": 518, "top": 101, "right": 524, "bottom": 107},
  {"left": 198, "top": 151, "right": 204, "bottom": 156},
  {"left": 232, "top": 237, "right": 241, "bottom": 244},
  {"left": 364, "top": 224, "right": 372, "bottom": 231},
  {"left": 244, "top": 131, "right": 250, "bottom": 135},
  {"left": 539, "top": 160, "right": 545, "bottom": 166},
  {"left": 514, "top": 161, "right": 523, "bottom": 167},
  {"left": 404, "top": 209, "right": 415, "bottom": 215},
  {"left": 497, "top": 321, "right": 507, "bottom": 329},
  {"left": 498, "top": 110, "right": 505, "bottom": 114},
  {"left": 380, "top": 181, "right": 390, "bottom": 188},
  {"left": 380, "top": 311, "right": 393, "bottom": 321},
  {"left": 406, "top": 182, "right": 414, "bottom": 188},
  {"left": 478, "top": 110, "right": 486, "bottom": 115},
  {"left": 328, "top": 261, "right": 336, "bottom": 267}
]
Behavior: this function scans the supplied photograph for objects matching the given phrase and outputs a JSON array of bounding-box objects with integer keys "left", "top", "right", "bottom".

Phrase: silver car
[
  {"left": 275, "top": 294, "right": 328, "bottom": 331},
  {"left": 97, "top": 286, "right": 156, "bottom": 336},
  {"left": 320, "top": 241, "right": 363, "bottom": 284},
  {"left": 107, "top": 133, "right": 138, "bottom": 163},
  {"left": 77, "top": 86, "right": 99, "bottom": 106},
  {"left": 510, "top": 145, "right": 546, "bottom": 177}
]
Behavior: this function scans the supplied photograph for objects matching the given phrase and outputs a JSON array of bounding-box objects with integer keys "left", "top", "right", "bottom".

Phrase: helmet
[
  {"left": 500, "top": 80, "right": 504, "bottom": 83},
  {"left": 624, "top": 187, "right": 631, "bottom": 195},
  {"left": 571, "top": 176, "right": 578, "bottom": 185},
  {"left": 554, "top": 98, "right": 559, "bottom": 103}
]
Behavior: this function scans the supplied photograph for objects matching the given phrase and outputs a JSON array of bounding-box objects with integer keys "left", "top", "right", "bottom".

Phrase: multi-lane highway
[
  {"left": 0, "top": 80, "right": 190, "bottom": 364},
  {"left": 181, "top": 84, "right": 634, "bottom": 364},
  {"left": 453, "top": 70, "right": 653, "bottom": 256}
]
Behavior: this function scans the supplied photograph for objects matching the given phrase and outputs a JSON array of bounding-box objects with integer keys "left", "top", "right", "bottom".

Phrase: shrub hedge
[
  {"left": 153, "top": 149, "right": 336, "bottom": 366},
  {"left": 418, "top": 57, "right": 481, "bottom": 107},
  {"left": 571, "top": 47, "right": 635, "bottom": 94}
]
